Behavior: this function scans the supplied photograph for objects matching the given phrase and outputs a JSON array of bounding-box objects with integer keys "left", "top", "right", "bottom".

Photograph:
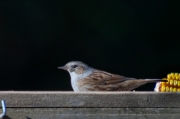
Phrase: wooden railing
[{"left": 0, "top": 91, "right": 180, "bottom": 119}]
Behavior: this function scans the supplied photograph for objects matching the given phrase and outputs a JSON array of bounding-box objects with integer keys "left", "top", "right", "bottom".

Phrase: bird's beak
[{"left": 57, "top": 66, "right": 67, "bottom": 70}]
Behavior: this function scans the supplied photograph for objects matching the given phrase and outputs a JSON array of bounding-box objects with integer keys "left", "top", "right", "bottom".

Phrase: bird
[{"left": 58, "top": 61, "right": 167, "bottom": 92}]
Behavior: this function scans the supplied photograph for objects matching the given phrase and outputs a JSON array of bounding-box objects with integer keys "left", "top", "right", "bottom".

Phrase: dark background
[{"left": 0, "top": 1, "right": 180, "bottom": 91}]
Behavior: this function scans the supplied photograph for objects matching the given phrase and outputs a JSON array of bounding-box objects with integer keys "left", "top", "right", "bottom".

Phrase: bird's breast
[
  {"left": 70, "top": 69, "right": 93, "bottom": 92},
  {"left": 71, "top": 78, "right": 81, "bottom": 92}
]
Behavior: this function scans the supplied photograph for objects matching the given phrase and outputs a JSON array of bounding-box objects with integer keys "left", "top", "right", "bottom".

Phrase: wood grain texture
[
  {"left": 0, "top": 91, "right": 179, "bottom": 107},
  {"left": 2, "top": 108, "right": 180, "bottom": 119}
]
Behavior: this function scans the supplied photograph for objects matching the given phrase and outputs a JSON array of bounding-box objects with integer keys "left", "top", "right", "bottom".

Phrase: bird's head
[{"left": 58, "top": 61, "right": 92, "bottom": 76}]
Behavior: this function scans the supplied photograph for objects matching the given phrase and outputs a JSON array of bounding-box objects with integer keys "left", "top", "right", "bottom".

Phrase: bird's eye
[{"left": 72, "top": 65, "right": 78, "bottom": 68}]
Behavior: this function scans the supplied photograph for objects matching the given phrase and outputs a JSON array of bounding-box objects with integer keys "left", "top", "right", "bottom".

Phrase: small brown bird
[{"left": 58, "top": 61, "right": 167, "bottom": 92}]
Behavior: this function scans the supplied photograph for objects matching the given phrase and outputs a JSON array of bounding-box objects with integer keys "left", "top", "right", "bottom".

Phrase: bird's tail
[{"left": 144, "top": 79, "right": 167, "bottom": 83}]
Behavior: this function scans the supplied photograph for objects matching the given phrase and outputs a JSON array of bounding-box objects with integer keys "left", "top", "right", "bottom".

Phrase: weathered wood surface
[
  {"left": 0, "top": 91, "right": 180, "bottom": 107},
  {"left": 1, "top": 108, "right": 180, "bottom": 119},
  {"left": 0, "top": 91, "right": 179, "bottom": 119}
]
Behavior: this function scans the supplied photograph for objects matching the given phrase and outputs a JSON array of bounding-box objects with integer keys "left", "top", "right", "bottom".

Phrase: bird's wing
[
  {"left": 77, "top": 70, "right": 134, "bottom": 91},
  {"left": 82, "top": 70, "right": 129, "bottom": 85},
  {"left": 77, "top": 70, "right": 164, "bottom": 91}
]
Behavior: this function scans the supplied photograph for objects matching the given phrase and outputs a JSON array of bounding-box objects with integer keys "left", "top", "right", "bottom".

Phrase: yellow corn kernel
[
  {"left": 161, "top": 82, "right": 166, "bottom": 86},
  {"left": 165, "top": 86, "right": 169, "bottom": 92},
  {"left": 170, "top": 73, "right": 175, "bottom": 79},
  {"left": 170, "top": 73, "right": 173, "bottom": 75},
  {"left": 167, "top": 74, "right": 171, "bottom": 79},
  {"left": 175, "top": 73, "right": 179, "bottom": 76},
  {"left": 179, "top": 75, "right": 180, "bottom": 80},
  {"left": 169, "top": 80, "right": 173, "bottom": 86},
  {"left": 177, "top": 88, "right": 180, "bottom": 92},
  {"left": 175, "top": 76, "right": 179, "bottom": 80},
  {"left": 161, "top": 85, "right": 166, "bottom": 92},
  {"left": 170, "top": 87, "right": 173, "bottom": 92},
  {"left": 173, "top": 88, "right": 177, "bottom": 92},
  {"left": 178, "top": 81, "right": 180, "bottom": 87},
  {"left": 173, "top": 80, "right": 178, "bottom": 86}
]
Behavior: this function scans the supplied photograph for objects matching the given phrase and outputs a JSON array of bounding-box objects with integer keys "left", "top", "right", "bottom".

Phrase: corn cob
[{"left": 154, "top": 73, "right": 180, "bottom": 92}]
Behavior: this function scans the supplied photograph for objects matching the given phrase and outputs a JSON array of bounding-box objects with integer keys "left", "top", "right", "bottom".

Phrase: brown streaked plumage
[{"left": 58, "top": 61, "right": 167, "bottom": 92}]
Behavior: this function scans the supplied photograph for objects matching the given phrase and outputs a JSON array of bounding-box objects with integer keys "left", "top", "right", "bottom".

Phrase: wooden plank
[
  {"left": 0, "top": 91, "right": 179, "bottom": 107},
  {"left": 2, "top": 108, "right": 180, "bottom": 119}
]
